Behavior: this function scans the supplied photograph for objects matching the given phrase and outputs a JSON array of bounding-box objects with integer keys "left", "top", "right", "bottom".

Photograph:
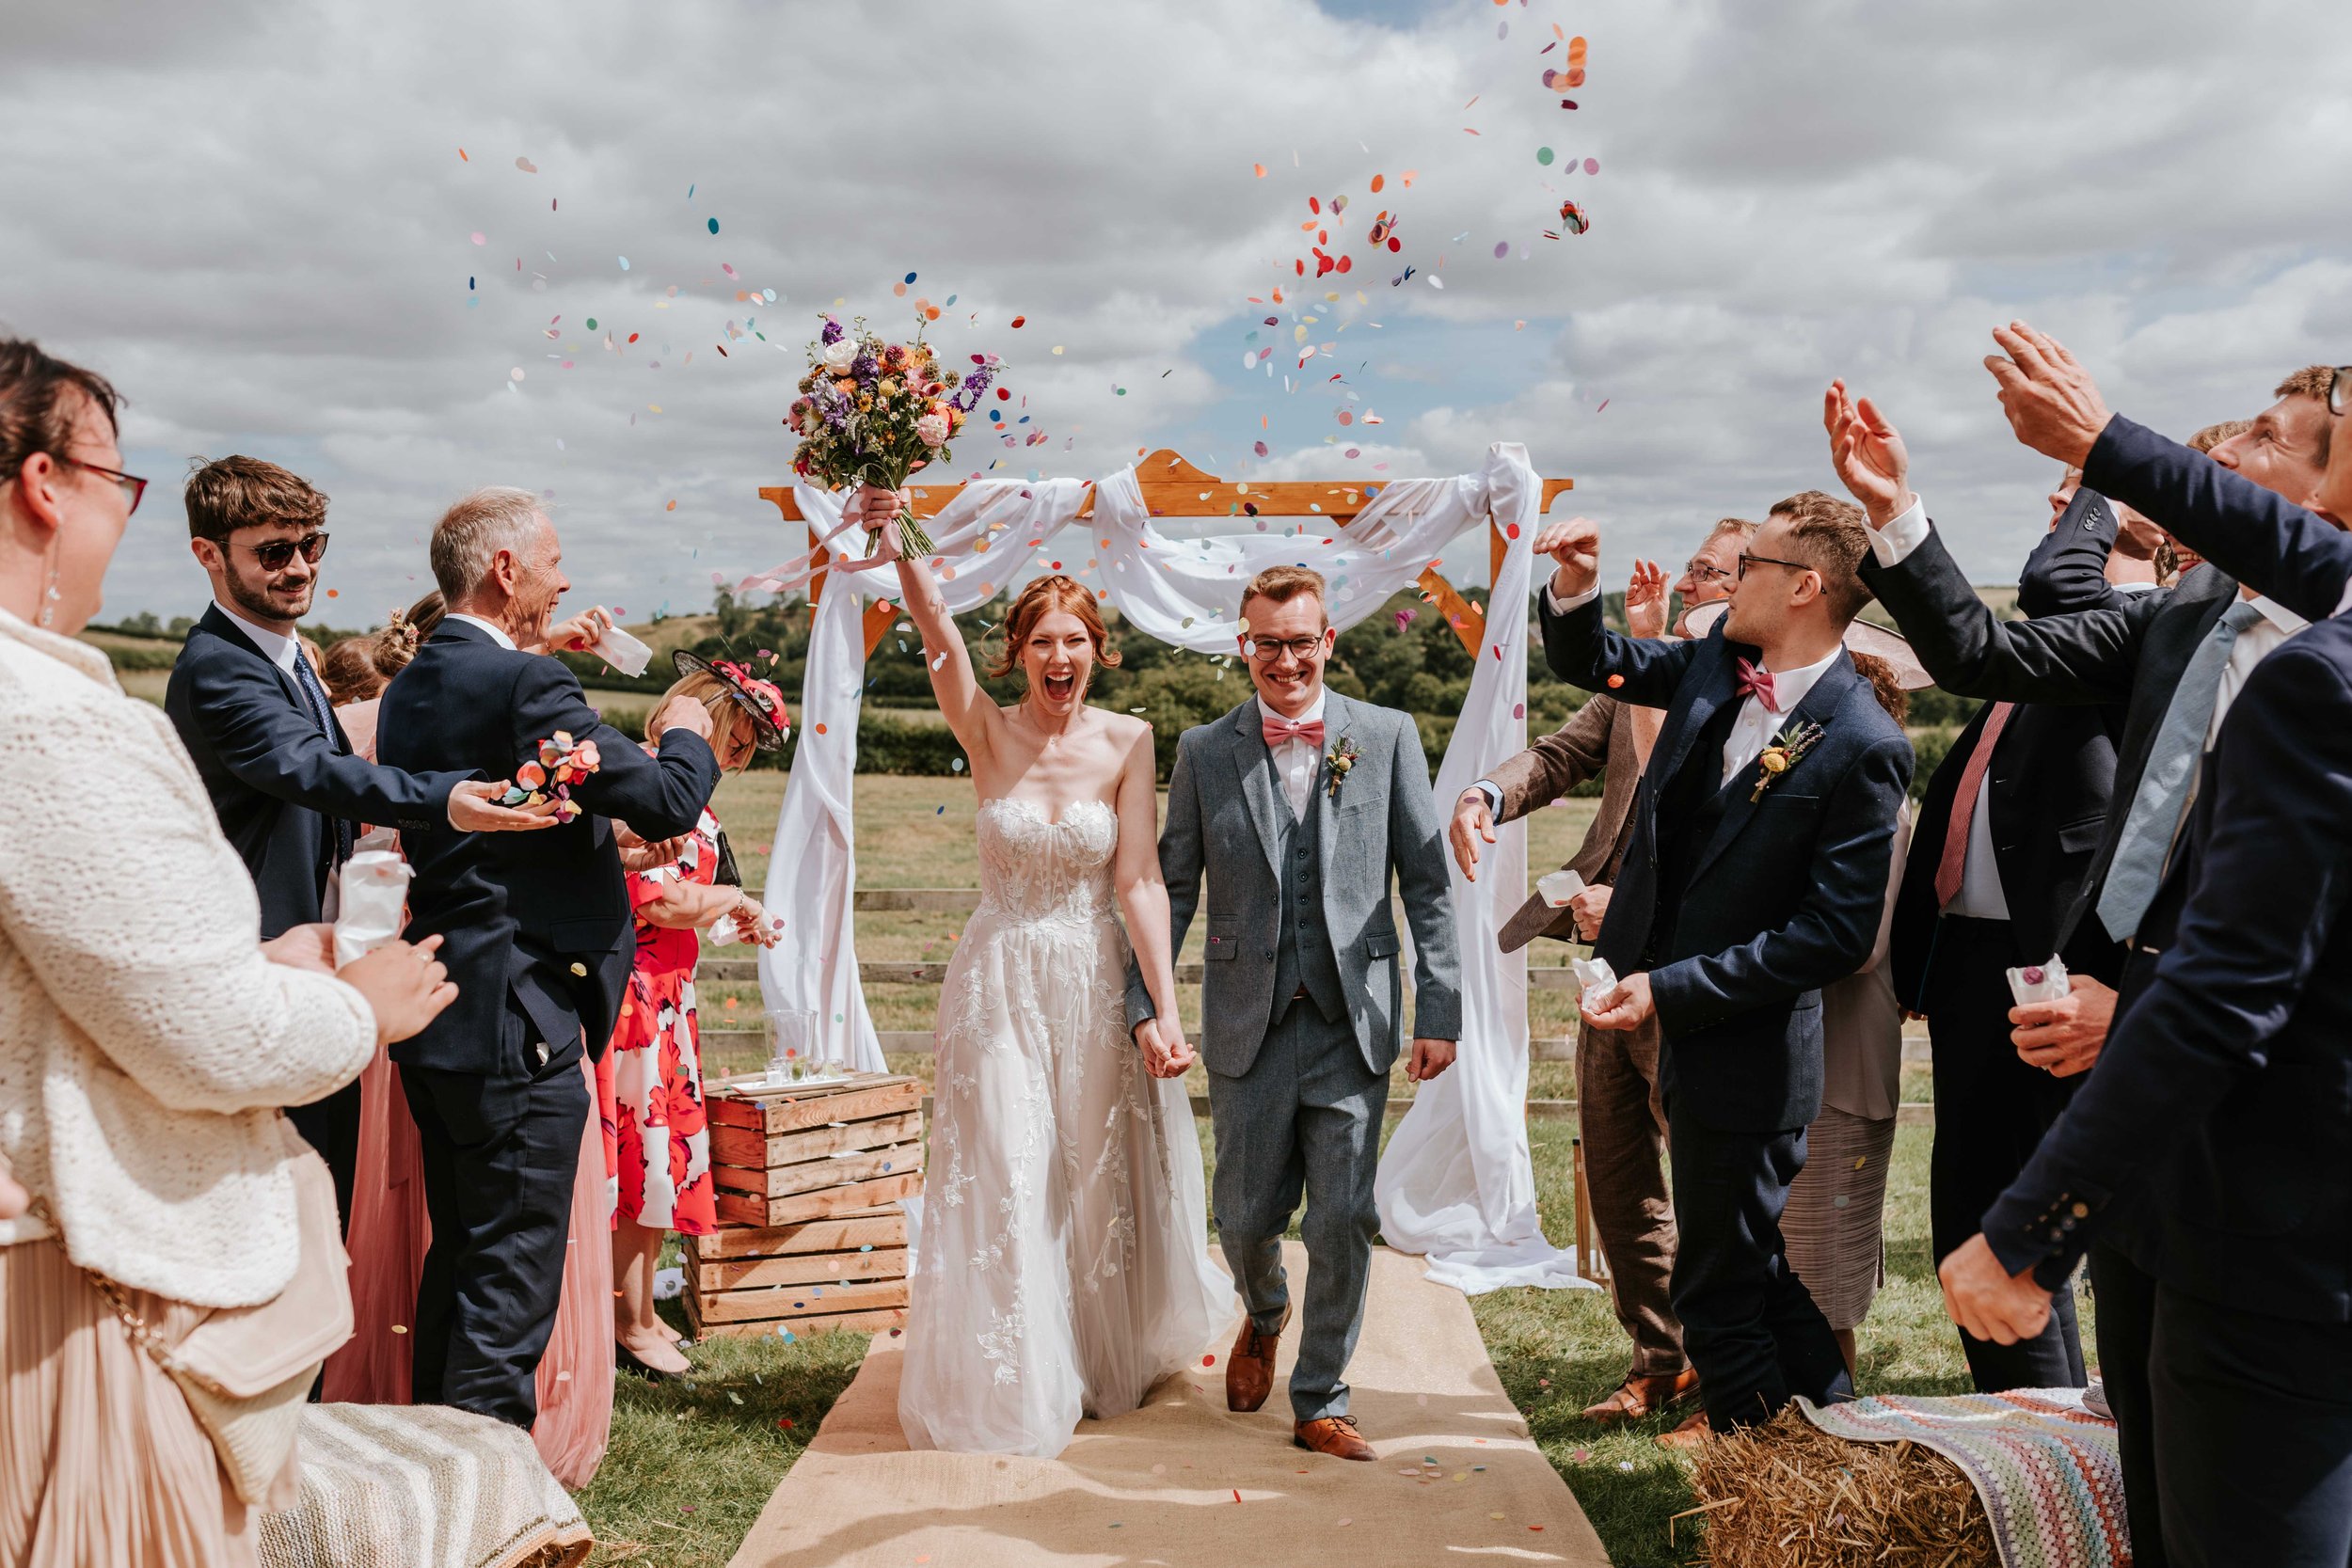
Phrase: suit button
[{"left": 1263, "top": 949, "right": 1276, "bottom": 960}]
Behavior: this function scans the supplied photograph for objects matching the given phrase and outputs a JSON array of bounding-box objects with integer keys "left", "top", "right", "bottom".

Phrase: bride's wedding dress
[{"left": 898, "top": 797, "right": 1228, "bottom": 1457}]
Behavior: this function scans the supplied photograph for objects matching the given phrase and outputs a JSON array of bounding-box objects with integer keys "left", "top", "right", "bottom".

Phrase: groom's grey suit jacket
[{"left": 1127, "top": 692, "right": 1463, "bottom": 1078}]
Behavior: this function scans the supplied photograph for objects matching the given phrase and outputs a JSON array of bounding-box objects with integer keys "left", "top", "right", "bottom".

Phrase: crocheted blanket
[
  {"left": 258, "top": 1403, "right": 592, "bottom": 1568},
  {"left": 1800, "top": 1388, "right": 2130, "bottom": 1568}
]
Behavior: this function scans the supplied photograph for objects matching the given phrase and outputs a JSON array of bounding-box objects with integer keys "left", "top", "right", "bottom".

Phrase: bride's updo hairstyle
[{"left": 986, "top": 574, "right": 1121, "bottom": 693}]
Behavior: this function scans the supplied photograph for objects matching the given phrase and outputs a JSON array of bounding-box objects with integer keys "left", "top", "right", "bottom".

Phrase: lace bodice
[{"left": 974, "top": 798, "right": 1118, "bottom": 927}]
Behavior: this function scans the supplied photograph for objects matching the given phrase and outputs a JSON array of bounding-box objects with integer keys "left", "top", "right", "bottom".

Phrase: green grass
[{"left": 573, "top": 774, "right": 2037, "bottom": 1567}]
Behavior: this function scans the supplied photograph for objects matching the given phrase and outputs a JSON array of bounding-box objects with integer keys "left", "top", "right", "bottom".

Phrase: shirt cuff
[
  {"left": 1474, "top": 780, "right": 1503, "bottom": 816},
  {"left": 1544, "top": 581, "right": 1600, "bottom": 615},
  {"left": 1867, "top": 496, "right": 1931, "bottom": 565}
]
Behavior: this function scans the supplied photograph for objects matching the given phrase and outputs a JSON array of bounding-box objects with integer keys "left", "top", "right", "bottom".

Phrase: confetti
[
  {"left": 514, "top": 155, "right": 537, "bottom": 173},
  {"left": 707, "top": 217, "right": 720, "bottom": 234},
  {"left": 1556, "top": 199, "right": 1590, "bottom": 235}
]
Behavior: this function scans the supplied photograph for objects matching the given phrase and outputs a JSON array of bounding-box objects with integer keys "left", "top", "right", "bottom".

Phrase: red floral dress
[{"left": 596, "top": 805, "right": 723, "bottom": 1236}]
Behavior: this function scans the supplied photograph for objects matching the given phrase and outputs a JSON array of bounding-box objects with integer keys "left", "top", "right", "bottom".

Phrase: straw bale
[{"left": 1680, "top": 1405, "right": 1994, "bottom": 1567}]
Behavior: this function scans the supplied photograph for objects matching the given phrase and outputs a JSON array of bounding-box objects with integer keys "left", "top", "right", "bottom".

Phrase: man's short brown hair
[
  {"left": 2275, "top": 366, "right": 2337, "bottom": 465},
  {"left": 1765, "top": 489, "right": 1873, "bottom": 624},
  {"left": 183, "top": 454, "right": 326, "bottom": 546},
  {"left": 2187, "top": 419, "right": 2252, "bottom": 454},
  {"left": 0, "top": 338, "right": 120, "bottom": 483},
  {"left": 1239, "top": 563, "right": 1328, "bottom": 628}
]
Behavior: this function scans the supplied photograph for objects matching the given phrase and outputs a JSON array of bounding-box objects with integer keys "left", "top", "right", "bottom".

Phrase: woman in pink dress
[{"left": 599, "top": 653, "right": 787, "bottom": 1379}]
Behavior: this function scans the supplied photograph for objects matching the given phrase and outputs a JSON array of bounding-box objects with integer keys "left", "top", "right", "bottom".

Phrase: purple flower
[
  {"left": 851, "top": 351, "right": 879, "bottom": 384},
  {"left": 820, "top": 318, "right": 845, "bottom": 344}
]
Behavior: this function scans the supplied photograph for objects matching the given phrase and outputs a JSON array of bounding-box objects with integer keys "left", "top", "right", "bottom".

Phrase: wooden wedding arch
[{"left": 758, "top": 449, "right": 1577, "bottom": 655}]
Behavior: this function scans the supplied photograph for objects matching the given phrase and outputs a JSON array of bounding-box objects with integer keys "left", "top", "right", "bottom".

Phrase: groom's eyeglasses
[
  {"left": 1247, "top": 635, "right": 1328, "bottom": 663},
  {"left": 243, "top": 531, "right": 331, "bottom": 572},
  {"left": 1735, "top": 552, "right": 1815, "bottom": 581}
]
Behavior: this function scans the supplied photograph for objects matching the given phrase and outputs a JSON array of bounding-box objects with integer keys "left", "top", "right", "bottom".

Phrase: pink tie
[
  {"left": 1734, "top": 657, "right": 1780, "bottom": 713},
  {"left": 1263, "top": 717, "right": 1326, "bottom": 750}
]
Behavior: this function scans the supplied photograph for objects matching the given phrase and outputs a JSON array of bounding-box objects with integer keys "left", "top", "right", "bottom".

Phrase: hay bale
[{"left": 1682, "top": 1405, "right": 1995, "bottom": 1567}]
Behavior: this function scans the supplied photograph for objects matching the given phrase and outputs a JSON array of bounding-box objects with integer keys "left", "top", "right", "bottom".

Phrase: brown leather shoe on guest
[
  {"left": 1294, "top": 1415, "right": 1377, "bottom": 1461},
  {"left": 1225, "top": 1305, "right": 1291, "bottom": 1414},
  {"left": 1654, "top": 1410, "right": 1711, "bottom": 1451},
  {"left": 1581, "top": 1365, "right": 1701, "bottom": 1424}
]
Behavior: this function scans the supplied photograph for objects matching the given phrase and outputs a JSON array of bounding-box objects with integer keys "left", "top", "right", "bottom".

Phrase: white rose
[
  {"left": 916, "top": 412, "right": 950, "bottom": 448},
  {"left": 821, "top": 339, "right": 858, "bottom": 373}
]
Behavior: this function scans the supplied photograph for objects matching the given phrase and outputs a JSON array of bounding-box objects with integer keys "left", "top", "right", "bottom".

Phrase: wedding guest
[
  {"left": 321, "top": 633, "right": 388, "bottom": 707},
  {"left": 336, "top": 594, "right": 441, "bottom": 764},
  {"left": 1779, "top": 653, "right": 1913, "bottom": 1382},
  {"left": 600, "top": 655, "right": 786, "bottom": 1380},
  {"left": 1448, "top": 517, "right": 1753, "bottom": 1428},
  {"left": 0, "top": 336, "right": 454, "bottom": 1568},
  {"left": 1826, "top": 356, "right": 2343, "bottom": 1564},
  {"left": 1942, "top": 341, "right": 2352, "bottom": 1560},
  {"left": 378, "top": 486, "right": 720, "bottom": 1429},
  {"left": 1541, "top": 494, "right": 1912, "bottom": 1444},
  {"left": 164, "top": 456, "right": 552, "bottom": 1226}
]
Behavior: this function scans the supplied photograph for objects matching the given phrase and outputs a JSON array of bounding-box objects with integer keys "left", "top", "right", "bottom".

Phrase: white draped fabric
[
  {"left": 751, "top": 478, "right": 1092, "bottom": 1072},
  {"left": 1091, "top": 443, "right": 1590, "bottom": 1293}
]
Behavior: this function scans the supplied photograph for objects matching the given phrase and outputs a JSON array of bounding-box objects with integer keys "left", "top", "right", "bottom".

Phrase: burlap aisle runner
[
  {"left": 1799, "top": 1388, "right": 2129, "bottom": 1568},
  {"left": 729, "top": 1243, "right": 1610, "bottom": 1567}
]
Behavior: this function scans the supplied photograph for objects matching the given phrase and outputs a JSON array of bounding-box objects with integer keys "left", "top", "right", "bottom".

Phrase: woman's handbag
[{"left": 38, "top": 1137, "right": 355, "bottom": 1504}]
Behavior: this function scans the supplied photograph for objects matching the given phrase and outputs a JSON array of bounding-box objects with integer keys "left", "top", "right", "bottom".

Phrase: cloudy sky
[{"left": 7, "top": 0, "right": 2349, "bottom": 627}]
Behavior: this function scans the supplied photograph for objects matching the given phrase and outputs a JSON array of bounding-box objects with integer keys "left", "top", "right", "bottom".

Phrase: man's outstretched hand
[
  {"left": 1823, "top": 380, "right": 1916, "bottom": 528},
  {"left": 1984, "top": 321, "right": 2111, "bottom": 467},
  {"left": 1449, "top": 788, "right": 1497, "bottom": 880}
]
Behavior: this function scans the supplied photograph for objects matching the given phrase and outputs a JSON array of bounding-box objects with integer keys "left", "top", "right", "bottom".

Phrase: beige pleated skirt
[
  {"left": 0, "top": 1237, "right": 255, "bottom": 1568},
  {"left": 1781, "top": 1106, "right": 1899, "bottom": 1334}
]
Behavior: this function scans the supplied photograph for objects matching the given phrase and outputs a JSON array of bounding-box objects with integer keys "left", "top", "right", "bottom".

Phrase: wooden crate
[{"left": 691, "top": 1073, "right": 925, "bottom": 1338}]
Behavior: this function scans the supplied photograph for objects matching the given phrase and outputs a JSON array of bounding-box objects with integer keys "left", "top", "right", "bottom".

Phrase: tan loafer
[
  {"left": 1294, "top": 1415, "right": 1377, "bottom": 1461},
  {"left": 1225, "top": 1304, "right": 1291, "bottom": 1414},
  {"left": 1654, "top": 1410, "right": 1711, "bottom": 1451},
  {"left": 1581, "top": 1365, "right": 1701, "bottom": 1424}
]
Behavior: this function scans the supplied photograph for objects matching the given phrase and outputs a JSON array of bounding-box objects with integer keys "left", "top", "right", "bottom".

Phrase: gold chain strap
[{"left": 24, "top": 1196, "right": 239, "bottom": 1402}]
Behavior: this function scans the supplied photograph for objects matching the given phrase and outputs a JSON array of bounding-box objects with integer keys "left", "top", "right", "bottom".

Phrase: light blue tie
[{"left": 2095, "top": 598, "right": 2266, "bottom": 943}]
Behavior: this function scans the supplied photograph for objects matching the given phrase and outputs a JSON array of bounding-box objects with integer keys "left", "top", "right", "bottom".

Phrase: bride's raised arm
[{"left": 847, "top": 483, "right": 999, "bottom": 760}]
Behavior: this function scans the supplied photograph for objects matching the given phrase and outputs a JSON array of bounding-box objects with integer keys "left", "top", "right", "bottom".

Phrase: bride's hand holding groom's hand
[{"left": 1133, "top": 1017, "right": 1196, "bottom": 1079}]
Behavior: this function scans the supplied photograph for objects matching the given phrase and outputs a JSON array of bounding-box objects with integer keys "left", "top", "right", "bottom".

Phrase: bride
[{"left": 845, "top": 485, "right": 1228, "bottom": 1458}]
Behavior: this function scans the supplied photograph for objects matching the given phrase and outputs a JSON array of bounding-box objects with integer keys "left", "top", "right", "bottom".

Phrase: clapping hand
[
  {"left": 1531, "top": 515, "right": 1602, "bottom": 602},
  {"left": 1984, "top": 322, "right": 2112, "bottom": 467},
  {"left": 1623, "top": 559, "right": 1670, "bottom": 639},
  {"left": 1823, "top": 380, "right": 1915, "bottom": 527},
  {"left": 1939, "top": 1233, "right": 2054, "bottom": 1345}
]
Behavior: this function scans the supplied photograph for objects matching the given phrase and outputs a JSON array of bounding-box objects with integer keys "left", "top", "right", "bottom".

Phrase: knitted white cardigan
[{"left": 0, "top": 609, "right": 374, "bottom": 1307}]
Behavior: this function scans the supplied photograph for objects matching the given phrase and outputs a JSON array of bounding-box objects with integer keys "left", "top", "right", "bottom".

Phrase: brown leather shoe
[
  {"left": 1581, "top": 1365, "right": 1701, "bottom": 1424},
  {"left": 1225, "top": 1305, "right": 1290, "bottom": 1413},
  {"left": 1294, "top": 1415, "right": 1377, "bottom": 1461},
  {"left": 1654, "top": 1410, "right": 1711, "bottom": 1451}
]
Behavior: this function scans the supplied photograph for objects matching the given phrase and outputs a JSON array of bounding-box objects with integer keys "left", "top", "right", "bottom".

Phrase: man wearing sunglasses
[
  {"left": 1446, "top": 514, "right": 1752, "bottom": 1432},
  {"left": 165, "top": 454, "right": 555, "bottom": 1227}
]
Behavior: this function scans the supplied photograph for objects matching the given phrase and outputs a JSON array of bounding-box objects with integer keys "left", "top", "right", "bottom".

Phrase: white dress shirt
[
  {"left": 1540, "top": 578, "right": 1841, "bottom": 791},
  {"left": 213, "top": 600, "right": 304, "bottom": 676},
  {"left": 444, "top": 611, "right": 519, "bottom": 651},
  {"left": 1869, "top": 497, "right": 2307, "bottom": 747},
  {"left": 1257, "top": 689, "right": 1327, "bottom": 822}
]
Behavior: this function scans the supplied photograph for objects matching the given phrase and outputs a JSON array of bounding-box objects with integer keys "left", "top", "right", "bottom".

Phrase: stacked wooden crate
[{"left": 685, "top": 1072, "right": 925, "bottom": 1341}]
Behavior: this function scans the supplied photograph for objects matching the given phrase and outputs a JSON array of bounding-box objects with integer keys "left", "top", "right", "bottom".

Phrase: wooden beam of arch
[{"left": 756, "top": 451, "right": 1574, "bottom": 659}]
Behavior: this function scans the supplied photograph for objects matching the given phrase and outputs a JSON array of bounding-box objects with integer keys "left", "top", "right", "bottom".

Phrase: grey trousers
[{"left": 1206, "top": 997, "right": 1389, "bottom": 1423}]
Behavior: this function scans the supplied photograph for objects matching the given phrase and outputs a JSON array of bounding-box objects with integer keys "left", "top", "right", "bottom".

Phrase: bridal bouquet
[
  {"left": 787, "top": 314, "right": 997, "bottom": 558},
  {"left": 499, "top": 731, "right": 601, "bottom": 823}
]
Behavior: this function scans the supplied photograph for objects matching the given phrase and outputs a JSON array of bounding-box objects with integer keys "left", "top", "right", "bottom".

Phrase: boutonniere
[
  {"left": 1750, "top": 719, "right": 1824, "bottom": 802},
  {"left": 1325, "top": 736, "right": 1362, "bottom": 800}
]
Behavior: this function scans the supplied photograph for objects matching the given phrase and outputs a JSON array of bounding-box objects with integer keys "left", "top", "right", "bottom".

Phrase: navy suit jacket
[
  {"left": 1540, "top": 594, "right": 1913, "bottom": 1133},
  {"left": 1983, "top": 614, "right": 2352, "bottom": 1324},
  {"left": 166, "top": 605, "right": 468, "bottom": 937},
  {"left": 376, "top": 621, "right": 720, "bottom": 1079}
]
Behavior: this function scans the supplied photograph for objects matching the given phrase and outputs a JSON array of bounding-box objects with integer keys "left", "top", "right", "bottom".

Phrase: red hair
[{"left": 987, "top": 575, "right": 1121, "bottom": 680}]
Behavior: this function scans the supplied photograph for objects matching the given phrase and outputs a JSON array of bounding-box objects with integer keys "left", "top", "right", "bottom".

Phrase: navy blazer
[
  {"left": 1983, "top": 615, "right": 2352, "bottom": 1324},
  {"left": 166, "top": 605, "right": 468, "bottom": 937},
  {"left": 376, "top": 621, "right": 720, "bottom": 1078},
  {"left": 1540, "top": 594, "right": 1913, "bottom": 1133},
  {"left": 2082, "top": 412, "right": 2352, "bottom": 621},
  {"left": 1888, "top": 490, "right": 2131, "bottom": 1006}
]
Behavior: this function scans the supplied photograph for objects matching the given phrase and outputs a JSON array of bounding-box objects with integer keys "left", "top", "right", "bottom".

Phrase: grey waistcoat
[{"left": 1270, "top": 759, "right": 1348, "bottom": 1025}]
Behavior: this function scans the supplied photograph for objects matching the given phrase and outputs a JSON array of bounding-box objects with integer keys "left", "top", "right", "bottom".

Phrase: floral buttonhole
[
  {"left": 1750, "top": 719, "right": 1824, "bottom": 803},
  {"left": 1325, "top": 736, "right": 1362, "bottom": 801}
]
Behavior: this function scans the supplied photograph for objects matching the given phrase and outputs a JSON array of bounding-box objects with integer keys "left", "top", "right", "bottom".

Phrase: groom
[{"left": 1128, "top": 564, "right": 1461, "bottom": 1462}]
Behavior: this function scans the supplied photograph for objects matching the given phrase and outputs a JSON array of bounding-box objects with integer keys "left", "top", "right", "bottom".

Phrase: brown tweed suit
[{"left": 1481, "top": 693, "right": 1685, "bottom": 1376}]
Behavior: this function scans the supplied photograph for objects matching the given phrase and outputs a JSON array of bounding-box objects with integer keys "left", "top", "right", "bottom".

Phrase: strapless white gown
[{"left": 898, "top": 798, "right": 1228, "bottom": 1457}]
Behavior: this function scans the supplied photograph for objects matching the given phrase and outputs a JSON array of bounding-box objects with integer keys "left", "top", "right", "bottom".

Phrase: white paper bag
[
  {"left": 1570, "top": 954, "right": 1619, "bottom": 1012},
  {"left": 1537, "top": 867, "right": 1588, "bottom": 908},
  {"left": 334, "top": 849, "right": 413, "bottom": 968},
  {"left": 2006, "top": 956, "right": 2072, "bottom": 1007},
  {"left": 592, "top": 625, "right": 653, "bottom": 678}
]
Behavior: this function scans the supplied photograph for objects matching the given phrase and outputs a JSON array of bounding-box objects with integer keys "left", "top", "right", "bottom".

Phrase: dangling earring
[{"left": 37, "top": 561, "right": 61, "bottom": 629}]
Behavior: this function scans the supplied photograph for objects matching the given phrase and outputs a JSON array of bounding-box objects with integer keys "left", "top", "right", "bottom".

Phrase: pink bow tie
[
  {"left": 1263, "top": 716, "right": 1326, "bottom": 750},
  {"left": 1734, "top": 657, "right": 1781, "bottom": 713}
]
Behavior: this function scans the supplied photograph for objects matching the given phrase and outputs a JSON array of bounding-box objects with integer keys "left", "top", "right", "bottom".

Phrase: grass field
[{"left": 569, "top": 774, "right": 2053, "bottom": 1567}]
